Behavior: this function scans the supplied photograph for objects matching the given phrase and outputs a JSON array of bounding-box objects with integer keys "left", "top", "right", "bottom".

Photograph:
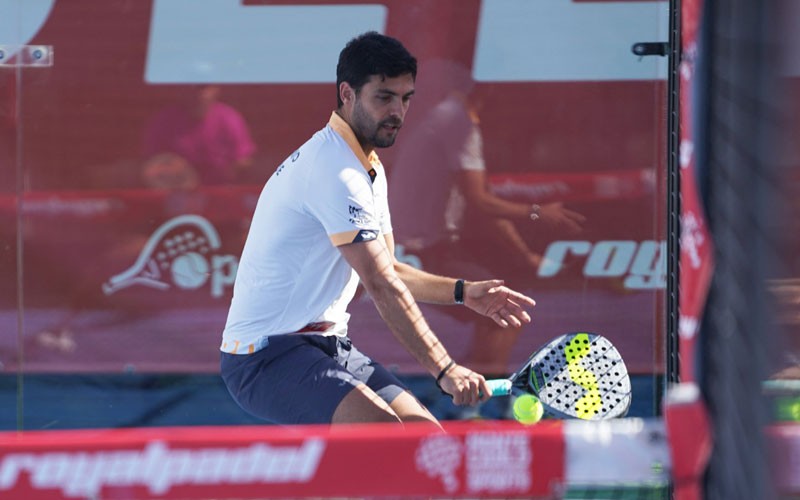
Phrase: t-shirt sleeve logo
[
  {"left": 352, "top": 229, "right": 378, "bottom": 243},
  {"left": 348, "top": 204, "right": 373, "bottom": 226},
  {"left": 348, "top": 204, "right": 378, "bottom": 243}
]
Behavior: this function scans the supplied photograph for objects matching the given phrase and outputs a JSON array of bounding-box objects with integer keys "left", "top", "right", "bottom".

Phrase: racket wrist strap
[
  {"left": 435, "top": 359, "right": 456, "bottom": 394},
  {"left": 453, "top": 279, "right": 465, "bottom": 305}
]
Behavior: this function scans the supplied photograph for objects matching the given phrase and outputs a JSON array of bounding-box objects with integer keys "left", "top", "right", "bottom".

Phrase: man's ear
[{"left": 340, "top": 82, "right": 355, "bottom": 104}]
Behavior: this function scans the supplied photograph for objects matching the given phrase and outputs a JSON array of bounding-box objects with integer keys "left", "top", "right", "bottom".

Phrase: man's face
[{"left": 348, "top": 73, "right": 415, "bottom": 150}]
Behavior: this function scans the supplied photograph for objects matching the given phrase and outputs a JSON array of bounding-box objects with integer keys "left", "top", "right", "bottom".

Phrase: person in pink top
[{"left": 143, "top": 85, "right": 256, "bottom": 185}]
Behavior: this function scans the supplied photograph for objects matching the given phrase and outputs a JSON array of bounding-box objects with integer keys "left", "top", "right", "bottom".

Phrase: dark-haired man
[{"left": 220, "top": 32, "right": 536, "bottom": 428}]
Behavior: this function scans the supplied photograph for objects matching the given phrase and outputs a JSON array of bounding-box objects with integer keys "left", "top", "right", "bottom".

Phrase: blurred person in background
[
  {"left": 390, "top": 60, "right": 585, "bottom": 417},
  {"left": 143, "top": 84, "right": 256, "bottom": 186}
]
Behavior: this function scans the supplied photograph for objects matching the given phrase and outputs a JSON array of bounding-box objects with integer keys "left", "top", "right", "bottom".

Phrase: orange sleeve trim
[{"left": 330, "top": 230, "right": 361, "bottom": 246}]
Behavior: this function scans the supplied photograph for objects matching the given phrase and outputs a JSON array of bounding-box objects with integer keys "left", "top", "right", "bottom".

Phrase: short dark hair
[{"left": 336, "top": 31, "right": 417, "bottom": 108}]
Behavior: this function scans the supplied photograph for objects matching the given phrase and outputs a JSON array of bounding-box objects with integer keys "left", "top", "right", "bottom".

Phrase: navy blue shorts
[{"left": 220, "top": 334, "right": 408, "bottom": 425}]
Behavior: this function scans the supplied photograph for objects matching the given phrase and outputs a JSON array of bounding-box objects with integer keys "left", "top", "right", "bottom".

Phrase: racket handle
[{"left": 486, "top": 379, "right": 512, "bottom": 396}]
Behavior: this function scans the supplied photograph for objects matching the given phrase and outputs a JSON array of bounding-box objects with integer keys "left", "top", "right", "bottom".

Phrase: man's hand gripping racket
[{"left": 486, "top": 332, "right": 632, "bottom": 420}]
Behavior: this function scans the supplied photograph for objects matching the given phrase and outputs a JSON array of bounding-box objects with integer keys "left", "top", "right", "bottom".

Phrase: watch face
[{"left": 455, "top": 279, "right": 465, "bottom": 304}]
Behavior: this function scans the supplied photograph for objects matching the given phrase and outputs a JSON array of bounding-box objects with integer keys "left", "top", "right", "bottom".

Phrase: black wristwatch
[{"left": 454, "top": 279, "right": 465, "bottom": 305}]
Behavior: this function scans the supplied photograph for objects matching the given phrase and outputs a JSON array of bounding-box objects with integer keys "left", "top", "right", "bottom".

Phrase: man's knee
[
  {"left": 332, "top": 384, "right": 403, "bottom": 424},
  {"left": 390, "top": 391, "right": 442, "bottom": 429}
]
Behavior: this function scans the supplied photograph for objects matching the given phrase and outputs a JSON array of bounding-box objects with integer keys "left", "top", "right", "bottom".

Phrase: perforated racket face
[{"left": 514, "top": 332, "right": 632, "bottom": 420}]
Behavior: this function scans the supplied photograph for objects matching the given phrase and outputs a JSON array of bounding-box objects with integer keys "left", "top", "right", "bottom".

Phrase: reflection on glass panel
[{"left": 3, "top": 0, "right": 668, "bottom": 429}]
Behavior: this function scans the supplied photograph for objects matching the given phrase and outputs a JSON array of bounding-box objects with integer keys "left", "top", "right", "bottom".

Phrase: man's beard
[{"left": 352, "top": 101, "right": 401, "bottom": 149}]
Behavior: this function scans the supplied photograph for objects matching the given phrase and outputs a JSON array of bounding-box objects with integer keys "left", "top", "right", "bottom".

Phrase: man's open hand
[{"left": 463, "top": 280, "right": 536, "bottom": 328}]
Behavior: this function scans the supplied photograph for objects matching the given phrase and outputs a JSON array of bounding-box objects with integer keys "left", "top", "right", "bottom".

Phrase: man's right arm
[{"left": 338, "top": 237, "right": 490, "bottom": 406}]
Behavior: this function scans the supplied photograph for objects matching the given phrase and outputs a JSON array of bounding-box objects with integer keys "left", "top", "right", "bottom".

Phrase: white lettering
[
  {"left": 211, "top": 255, "right": 238, "bottom": 297},
  {"left": 625, "top": 240, "right": 667, "bottom": 290},
  {"left": 0, "top": 0, "right": 54, "bottom": 50},
  {"left": 30, "top": 453, "right": 70, "bottom": 490},
  {"left": 0, "top": 455, "right": 33, "bottom": 489},
  {"left": 490, "top": 179, "right": 571, "bottom": 201},
  {"left": 289, "top": 440, "right": 325, "bottom": 481},
  {"left": 679, "top": 316, "right": 699, "bottom": 339},
  {"left": 681, "top": 212, "right": 705, "bottom": 269},
  {"left": 474, "top": 0, "right": 669, "bottom": 82},
  {"left": 0, "top": 440, "right": 326, "bottom": 497},
  {"left": 585, "top": 241, "right": 638, "bottom": 277},
  {"left": 146, "top": 0, "right": 386, "bottom": 83},
  {"left": 680, "top": 139, "right": 694, "bottom": 169},
  {"left": 415, "top": 435, "right": 463, "bottom": 493},
  {"left": 539, "top": 240, "right": 666, "bottom": 289},
  {"left": 193, "top": 449, "right": 227, "bottom": 484},
  {"left": 145, "top": 0, "right": 668, "bottom": 84},
  {"left": 538, "top": 241, "right": 592, "bottom": 277},
  {"left": 21, "top": 197, "right": 116, "bottom": 217},
  {"left": 466, "top": 433, "right": 530, "bottom": 493}
]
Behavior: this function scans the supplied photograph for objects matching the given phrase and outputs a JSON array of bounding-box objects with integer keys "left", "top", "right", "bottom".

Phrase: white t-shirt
[
  {"left": 445, "top": 123, "right": 486, "bottom": 233},
  {"left": 221, "top": 112, "right": 392, "bottom": 354}
]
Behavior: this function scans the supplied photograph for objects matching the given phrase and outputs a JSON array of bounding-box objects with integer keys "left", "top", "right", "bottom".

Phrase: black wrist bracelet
[
  {"left": 454, "top": 279, "right": 465, "bottom": 305},
  {"left": 435, "top": 360, "right": 456, "bottom": 394}
]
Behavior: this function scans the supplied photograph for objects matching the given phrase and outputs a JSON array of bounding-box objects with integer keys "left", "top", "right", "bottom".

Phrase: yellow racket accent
[{"left": 565, "top": 333, "right": 602, "bottom": 419}]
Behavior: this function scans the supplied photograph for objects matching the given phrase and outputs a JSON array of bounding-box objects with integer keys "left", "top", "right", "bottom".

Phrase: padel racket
[{"left": 486, "top": 332, "right": 632, "bottom": 420}]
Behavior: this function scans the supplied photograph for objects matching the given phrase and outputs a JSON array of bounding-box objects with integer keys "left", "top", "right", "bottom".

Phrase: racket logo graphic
[
  {"left": 563, "top": 333, "right": 602, "bottom": 418},
  {"left": 103, "top": 214, "right": 237, "bottom": 297},
  {"left": 415, "top": 435, "right": 462, "bottom": 493}
]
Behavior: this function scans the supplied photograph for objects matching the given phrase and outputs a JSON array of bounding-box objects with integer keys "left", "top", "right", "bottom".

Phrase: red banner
[
  {"left": 0, "top": 418, "right": 695, "bottom": 499},
  {"left": 0, "top": 421, "right": 565, "bottom": 499},
  {"left": 678, "top": 0, "right": 714, "bottom": 382}
]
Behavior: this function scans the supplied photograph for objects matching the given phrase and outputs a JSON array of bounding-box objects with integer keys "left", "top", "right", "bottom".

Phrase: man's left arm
[{"left": 383, "top": 233, "right": 536, "bottom": 328}]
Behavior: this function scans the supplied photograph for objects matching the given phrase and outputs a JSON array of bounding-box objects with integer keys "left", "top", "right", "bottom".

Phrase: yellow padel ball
[{"left": 513, "top": 394, "right": 544, "bottom": 425}]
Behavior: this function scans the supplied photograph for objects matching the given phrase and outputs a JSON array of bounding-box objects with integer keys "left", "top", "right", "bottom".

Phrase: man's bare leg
[
  {"left": 390, "top": 391, "right": 443, "bottom": 430},
  {"left": 332, "top": 384, "right": 443, "bottom": 431},
  {"left": 331, "top": 384, "right": 403, "bottom": 424}
]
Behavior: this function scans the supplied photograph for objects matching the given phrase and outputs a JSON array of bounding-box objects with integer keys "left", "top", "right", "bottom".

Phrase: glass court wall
[{"left": 0, "top": 0, "right": 670, "bottom": 429}]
